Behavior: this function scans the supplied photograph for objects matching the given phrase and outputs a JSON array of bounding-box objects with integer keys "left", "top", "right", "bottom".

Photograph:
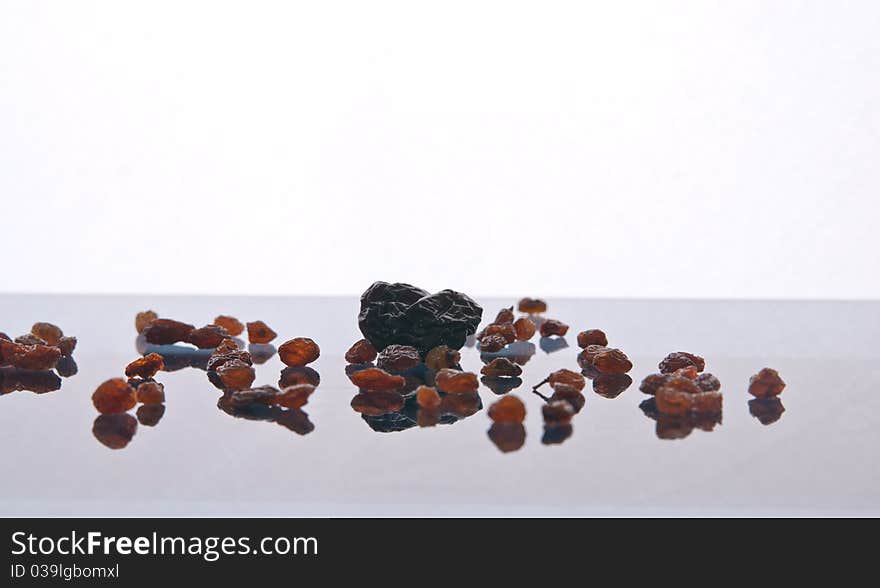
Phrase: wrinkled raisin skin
[
  {"left": 125, "top": 353, "right": 165, "bottom": 379},
  {"left": 345, "top": 339, "right": 377, "bottom": 364},
  {"left": 577, "top": 329, "right": 608, "bottom": 348},
  {"left": 376, "top": 344, "right": 420, "bottom": 372},
  {"left": 478, "top": 334, "right": 507, "bottom": 353},
  {"left": 358, "top": 282, "right": 482, "bottom": 355},
  {"left": 187, "top": 325, "right": 230, "bottom": 349},
  {"left": 31, "top": 322, "right": 63, "bottom": 346},
  {"left": 748, "top": 368, "right": 785, "bottom": 398},
  {"left": 539, "top": 319, "right": 569, "bottom": 338},
  {"left": 659, "top": 352, "right": 705, "bottom": 374}
]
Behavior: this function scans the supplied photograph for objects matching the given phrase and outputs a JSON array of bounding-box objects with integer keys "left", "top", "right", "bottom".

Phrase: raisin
[
  {"left": 749, "top": 398, "right": 785, "bottom": 425},
  {"left": 213, "top": 315, "right": 244, "bottom": 337},
  {"left": 279, "top": 366, "right": 321, "bottom": 388},
  {"left": 748, "top": 368, "right": 786, "bottom": 398},
  {"left": 481, "top": 376, "right": 523, "bottom": 395},
  {"left": 592, "top": 373, "right": 632, "bottom": 399},
  {"left": 276, "top": 384, "right": 315, "bottom": 409},
  {"left": 440, "top": 392, "right": 482, "bottom": 418},
  {"left": 480, "top": 323, "right": 517, "bottom": 344},
  {"left": 659, "top": 351, "right": 705, "bottom": 374},
  {"left": 0, "top": 341, "right": 62, "bottom": 371},
  {"left": 275, "top": 409, "right": 315, "bottom": 436},
  {"left": 278, "top": 337, "right": 321, "bottom": 367},
  {"left": 416, "top": 385, "right": 442, "bottom": 408},
  {"left": 30, "top": 322, "right": 63, "bottom": 346},
  {"left": 539, "top": 319, "right": 569, "bottom": 338},
  {"left": 517, "top": 298, "right": 547, "bottom": 314},
  {"left": 55, "top": 356, "right": 78, "bottom": 378},
  {"left": 246, "top": 320, "right": 277, "bottom": 344},
  {"left": 248, "top": 343, "right": 276, "bottom": 365},
  {"left": 550, "top": 385, "right": 586, "bottom": 413},
  {"left": 144, "top": 319, "right": 195, "bottom": 345},
  {"left": 136, "top": 380, "right": 165, "bottom": 405},
  {"left": 376, "top": 344, "right": 420, "bottom": 372},
  {"left": 692, "top": 391, "right": 722, "bottom": 414},
  {"left": 215, "top": 338, "right": 241, "bottom": 354},
  {"left": 488, "top": 395, "right": 526, "bottom": 423},
  {"left": 92, "top": 378, "right": 137, "bottom": 414},
  {"left": 639, "top": 373, "right": 670, "bottom": 395},
  {"left": 229, "top": 385, "right": 279, "bottom": 407},
  {"left": 0, "top": 333, "right": 10, "bottom": 341},
  {"left": 512, "top": 318, "right": 536, "bottom": 341},
  {"left": 654, "top": 386, "right": 693, "bottom": 416},
  {"left": 187, "top": 324, "right": 230, "bottom": 349},
  {"left": 349, "top": 367, "right": 405, "bottom": 393},
  {"left": 674, "top": 366, "right": 699, "bottom": 380},
  {"left": 0, "top": 367, "right": 62, "bottom": 395},
  {"left": 696, "top": 373, "right": 721, "bottom": 392},
  {"left": 425, "top": 345, "right": 461, "bottom": 370},
  {"left": 542, "top": 400, "right": 574, "bottom": 424},
  {"left": 577, "top": 345, "right": 608, "bottom": 369},
  {"left": 16, "top": 334, "right": 46, "bottom": 346},
  {"left": 592, "top": 348, "right": 633, "bottom": 374},
  {"left": 488, "top": 423, "right": 526, "bottom": 453},
  {"left": 417, "top": 408, "right": 441, "bottom": 427},
  {"left": 136, "top": 404, "right": 165, "bottom": 427},
  {"left": 358, "top": 282, "right": 483, "bottom": 355},
  {"left": 125, "top": 353, "right": 165, "bottom": 379},
  {"left": 661, "top": 375, "right": 702, "bottom": 395},
  {"left": 494, "top": 307, "right": 515, "bottom": 324},
  {"left": 57, "top": 336, "right": 77, "bottom": 357},
  {"left": 206, "top": 347, "right": 252, "bottom": 372},
  {"left": 345, "top": 339, "right": 377, "bottom": 364},
  {"left": 478, "top": 334, "right": 507, "bottom": 353},
  {"left": 93, "top": 414, "right": 137, "bottom": 449},
  {"left": 542, "top": 424, "right": 574, "bottom": 445},
  {"left": 135, "top": 310, "right": 159, "bottom": 333},
  {"left": 480, "top": 357, "right": 522, "bottom": 378},
  {"left": 577, "top": 329, "right": 608, "bottom": 348},
  {"left": 215, "top": 359, "right": 256, "bottom": 391},
  {"left": 536, "top": 369, "right": 586, "bottom": 392},
  {"left": 350, "top": 391, "right": 405, "bottom": 416},
  {"left": 434, "top": 369, "right": 479, "bottom": 394}
]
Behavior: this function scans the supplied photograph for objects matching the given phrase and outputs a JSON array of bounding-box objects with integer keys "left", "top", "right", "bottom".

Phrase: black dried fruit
[{"left": 358, "top": 282, "right": 482, "bottom": 355}]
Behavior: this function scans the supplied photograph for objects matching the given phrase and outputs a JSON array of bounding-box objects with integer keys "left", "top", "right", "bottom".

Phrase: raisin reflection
[
  {"left": 639, "top": 398, "right": 722, "bottom": 440},
  {"left": 748, "top": 397, "right": 785, "bottom": 425}
]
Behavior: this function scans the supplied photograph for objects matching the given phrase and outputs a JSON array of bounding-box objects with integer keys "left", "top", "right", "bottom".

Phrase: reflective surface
[{"left": 1, "top": 295, "right": 878, "bottom": 516}]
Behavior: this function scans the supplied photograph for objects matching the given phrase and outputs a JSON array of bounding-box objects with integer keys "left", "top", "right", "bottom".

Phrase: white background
[{"left": 1, "top": 1, "right": 878, "bottom": 299}]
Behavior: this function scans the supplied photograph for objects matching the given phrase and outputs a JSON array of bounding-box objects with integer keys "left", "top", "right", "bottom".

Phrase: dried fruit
[
  {"left": 542, "top": 424, "right": 574, "bottom": 445},
  {"left": 434, "top": 369, "right": 479, "bottom": 394},
  {"left": 480, "top": 323, "right": 517, "bottom": 344},
  {"left": 592, "top": 373, "right": 632, "bottom": 399},
  {"left": 440, "top": 392, "right": 482, "bottom": 418},
  {"left": 135, "top": 310, "right": 159, "bottom": 333},
  {"left": 481, "top": 376, "right": 523, "bottom": 395},
  {"left": 248, "top": 343, "right": 276, "bottom": 365},
  {"left": 136, "top": 380, "right": 165, "bottom": 405},
  {"left": 639, "top": 373, "right": 669, "bottom": 395},
  {"left": 542, "top": 400, "right": 574, "bottom": 424},
  {"left": 488, "top": 423, "right": 526, "bottom": 453},
  {"left": 659, "top": 352, "right": 705, "bottom": 374},
  {"left": 136, "top": 404, "right": 165, "bottom": 427},
  {"left": 213, "top": 315, "right": 244, "bottom": 337},
  {"left": 279, "top": 366, "right": 321, "bottom": 388},
  {"left": 229, "top": 385, "right": 279, "bottom": 407},
  {"left": 424, "top": 345, "right": 461, "bottom": 370},
  {"left": 494, "top": 307, "right": 515, "bottom": 324},
  {"left": 276, "top": 384, "right": 316, "bottom": 409},
  {"left": 550, "top": 385, "right": 586, "bottom": 413},
  {"left": 349, "top": 367, "right": 405, "bottom": 393},
  {"left": 654, "top": 386, "right": 693, "bottom": 416},
  {"left": 345, "top": 339, "right": 377, "bottom": 364},
  {"left": 275, "top": 409, "right": 315, "bottom": 436},
  {"left": 0, "top": 341, "right": 62, "bottom": 371},
  {"left": 92, "top": 378, "right": 137, "bottom": 414},
  {"left": 246, "top": 320, "right": 277, "bottom": 344},
  {"left": 93, "top": 414, "right": 137, "bottom": 449},
  {"left": 187, "top": 324, "right": 230, "bottom": 349},
  {"left": 576, "top": 329, "right": 608, "bottom": 348},
  {"left": 749, "top": 398, "right": 785, "bottom": 425},
  {"left": 696, "top": 373, "right": 721, "bottom": 392},
  {"left": 358, "top": 281, "right": 482, "bottom": 355},
  {"left": 577, "top": 344, "right": 608, "bottom": 368},
  {"left": 692, "top": 391, "right": 723, "bottom": 414},
  {"left": 592, "top": 348, "right": 633, "bottom": 374},
  {"left": 143, "top": 319, "right": 195, "bottom": 345},
  {"left": 30, "top": 322, "right": 63, "bottom": 346},
  {"left": 215, "top": 359, "right": 256, "bottom": 391},
  {"left": 0, "top": 333, "right": 10, "bottom": 341},
  {"left": 480, "top": 358, "right": 522, "bottom": 378},
  {"left": 0, "top": 367, "right": 62, "bottom": 395},
  {"left": 350, "top": 391, "right": 405, "bottom": 416},
  {"left": 278, "top": 337, "right": 321, "bottom": 367},
  {"left": 517, "top": 298, "right": 547, "bottom": 314},
  {"left": 125, "top": 353, "right": 165, "bottom": 379},
  {"left": 748, "top": 368, "right": 786, "bottom": 398},
  {"left": 512, "top": 318, "right": 536, "bottom": 341},
  {"left": 206, "top": 345, "right": 252, "bottom": 372},
  {"left": 478, "top": 334, "right": 507, "bottom": 353},
  {"left": 55, "top": 356, "right": 78, "bottom": 378},
  {"left": 416, "top": 385, "right": 442, "bottom": 408},
  {"left": 56, "top": 336, "right": 77, "bottom": 357},
  {"left": 16, "top": 334, "right": 46, "bottom": 346},
  {"left": 375, "top": 344, "right": 419, "bottom": 372},
  {"left": 674, "top": 366, "right": 699, "bottom": 380},
  {"left": 539, "top": 319, "right": 569, "bottom": 338},
  {"left": 488, "top": 395, "right": 526, "bottom": 423},
  {"left": 535, "top": 368, "right": 585, "bottom": 392}
]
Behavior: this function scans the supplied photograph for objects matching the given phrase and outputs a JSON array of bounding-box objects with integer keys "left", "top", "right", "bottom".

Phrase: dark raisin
[
  {"left": 187, "top": 324, "right": 230, "bottom": 349},
  {"left": 0, "top": 367, "right": 62, "bottom": 394},
  {"left": 696, "top": 373, "right": 721, "bottom": 392},
  {"left": 577, "top": 345, "right": 608, "bottom": 369},
  {"left": 93, "top": 414, "right": 137, "bottom": 449},
  {"left": 229, "top": 385, "right": 279, "bottom": 407},
  {"left": 55, "top": 356, "right": 78, "bottom": 378},
  {"left": 539, "top": 319, "right": 569, "bottom": 337},
  {"left": 550, "top": 385, "right": 586, "bottom": 413},
  {"left": 143, "top": 319, "right": 195, "bottom": 345},
  {"left": 56, "top": 336, "right": 77, "bottom": 357},
  {"left": 488, "top": 423, "right": 526, "bottom": 453},
  {"left": 345, "top": 339, "right": 377, "bottom": 364},
  {"left": 542, "top": 400, "right": 574, "bottom": 424},
  {"left": 215, "top": 359, "right": 256, "bottom": 391},
  {"left": 246, "top": 320, "right": 277, "bottom": 344},
  {"left": 248, "top": 343, "right": 276, "bottom": 365},
  {"left": 659, "top": 351, "right": 705, "bottom": 374},
  {"left": 654, "top": 386, "right": 693, "bottom": 415},
  {"left": 16, "top": 334, "right": 46, "bottom": 346},
  {"left": 535, "top": 369, "right": 586, "bottom": 392},
  {"left": 0, "top": 341, "right": 62, "bottom": 371},
  {"left": 576, "top": 329, "right": 608, "bottom": 348},
  {"left": 542, "top": 424, "right": 574, "bottom": 445},
  {"left": 674, "top": 366, "right": 699, "bottom": 379},
  {"left": 639, "top": 373, "right": 670, "bottom": 395},
  {"left": 749, "top": 397, "right": 785, "bottom": 425},
  {"left": 213, "top": 315, "right": 244, "bottom": 337},
  {"left": 278, "top": 337, "right": 321, "bottom": 367},
  {"left": 494, "top": 307, "right": 515, "bottom": 324},
  {"left": 592, "top": 373, "right": 632, "bottom": 399},
  {"left": 480, "top": 376, "right": 523, "bottom": 395},
  {"left": 517, "top": 298, "right": 547, "bottom": 314},
  {"left": 275, "top": 409, "right": 315, "bottom": 436},
  {"left": 439, "top": 392, "right": 482, "bottom": 418},
  {"left": 748, "top": 368, "right": 785, "bottom": 398},
  {"left": 480, "top": 357, "right": 522, "bottom": 378},
  {"left": 376, "top": 344, "right": 420, "bottom": 372}
]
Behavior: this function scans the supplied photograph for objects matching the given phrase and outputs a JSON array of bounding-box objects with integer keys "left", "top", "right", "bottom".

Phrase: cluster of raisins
[
  {"left": 0, "top": 323, "right": 78, "bottom": 396},
  {"left": 573, "top": 329, "right": 634, "bottom": 398},
  {"left": 639, "top": 352, "right": 722, "bottom": 417},
  {"left": 531, "top": 369, "right": 587, "bottom": 446}
]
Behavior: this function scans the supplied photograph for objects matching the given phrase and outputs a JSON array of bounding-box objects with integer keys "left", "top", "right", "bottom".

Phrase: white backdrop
[{"left": 1, "top": 1, "right": 878, "bottom": 299}]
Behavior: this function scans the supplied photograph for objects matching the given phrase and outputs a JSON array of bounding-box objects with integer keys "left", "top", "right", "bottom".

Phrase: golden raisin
[
  {"left": 494, "top": 307, "right": 515, "bottom": 324},
  {"left": 480, "top": 358, "right": 522, "bottom": 378},
  {"left": 350, "top": 391, "right": 405, "bottom": 416},
  {"left": 246, "top": 320, "right": 277, "bottom": 344},
  {"left": 187, "top": 325, "right": 230, "bottom": 349},
  {"left": 125, "top": 353, "right": 165, "bottom": 379},
  {"left": 136, "top": 380, "right": 165, "bottom": 405},
  {"left": 135, "top": 310, "right": 158, "bottom": 333},
  {"left": 213, "top": 315, "right": 244, "bottom": 337},
  {"left": 748, "top": 368, "right": 785, "bottom": 398},
  {"left": 92, "top": 378, "right": 137, "bottom": 414},
  {"left": 276, "top": 384, "right": 316, "bottom": 409},
  {"left": 31, "top": 322, "right": 63, "bottom": 346},
  {"left": 0, "top": 341, "right": 62, "bottom": 371},
  {"left": 592, "top": 348, "right": 633, "bottom": 374},
  {"left": 349, "top": 367, "right": 405, "bottom": 393},
  {"left": 537, "top": 368, "right": 585, "bottom": 392},
  {"left": 57, "top": 336, "right": 77, "bottom": 357},
  {"left": 278, "top": 337, "right": 321, "bottom": 367},
  {"left": 488, "top": 395, "right": 526, "bottom": 423},
  {"left": 576, "top": 329, "right": 608, "bottom": 348},
  {"left": 345, "top": 339, "right": 377, "bottom": 364},
  {"left": 512, "top": 318, "right": 536, "bottom": 341},
  {"left": 539, "top": 319, "right": 569, "bottom": 338},
  {"left": 415, "top": 385, "right": 442, "bottom": 408},
  {"left": 517, "top": 298, "right": 547, "bottom": 314},
  {"left": 425, "top": 345, "right": 461, "bottom": 370},
  {"left": 434, "top": 369, "right": 479, "bottom": 394},
  {"left": 215, "top": 359, "right": 256, "bottom": 391}
]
